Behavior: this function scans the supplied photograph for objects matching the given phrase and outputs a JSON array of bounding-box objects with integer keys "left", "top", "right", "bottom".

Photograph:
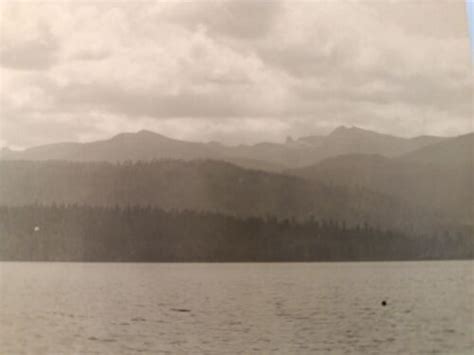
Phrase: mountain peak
[
  {"left": 110, "top": 129, "right": 172, "bottom": 142},
  {"left": 136, "top": 129, "right": 157, "bottom": 136},
  {"left": 330, "top": 126, "right": 372, "bottom": 137},
  {"left": 328, "top": 126, "right": 401, "bottom": 141}
]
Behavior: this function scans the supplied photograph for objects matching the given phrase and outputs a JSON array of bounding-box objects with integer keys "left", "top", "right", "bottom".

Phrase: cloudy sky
[{"left": 0, "top": 0, "right": 472, "bottom": 148}]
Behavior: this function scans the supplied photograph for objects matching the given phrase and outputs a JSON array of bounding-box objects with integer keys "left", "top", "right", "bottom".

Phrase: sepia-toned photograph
[{"left": 0, "top": 0, "right": 473, "bottom": 354}]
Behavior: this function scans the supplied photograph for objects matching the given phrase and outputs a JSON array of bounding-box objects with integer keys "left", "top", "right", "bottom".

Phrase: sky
[
  {"left": 0, "top": 0, "right": 472, "bottom": 148},
  {"left": 468, "top": 0, "right": 474, "bottom": 58}
]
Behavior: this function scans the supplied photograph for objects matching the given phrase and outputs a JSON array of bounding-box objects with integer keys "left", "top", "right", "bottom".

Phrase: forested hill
[
  {"left": 1, "top": 205, "right": 471, "bottom": 262},
  {"left": 288, "top": 152, "right": 473, "bottom": 226},
  {"left": 1, "top": 159, "right": 471, "bottom": 261},
  {"left": 0, "top": 160, "right": 446, "bottom": 233}
]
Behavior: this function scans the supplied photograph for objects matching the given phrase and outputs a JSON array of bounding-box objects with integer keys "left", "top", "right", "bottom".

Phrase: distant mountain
[
  {"left": 0, "top": 130, "right": 223, "bottom": 163},
  {"left": 289, "top": 134, "right": 474, "bottom": 225},
  {"left": 229, "top": 127, "right": 446, "bottom": 167},
  {"left": 311, "top": 126, "right": 446, "bottom": 158},
  {"left": 0, "top": 130, "right": 281, "bottom": 171},
  {"left": 401, "top": 132, "right": 474, "bottom": 166},
  {"left": 0, "top": 159, "right": 443, "bottom": 232},
  {"left": 0, "top": 127, "right": 448, "bottom": 169}
]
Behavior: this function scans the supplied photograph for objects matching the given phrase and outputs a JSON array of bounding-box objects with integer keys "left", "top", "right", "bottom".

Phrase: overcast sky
[{"left": 0, "top": 0, "right": 472, "bottom": 148}]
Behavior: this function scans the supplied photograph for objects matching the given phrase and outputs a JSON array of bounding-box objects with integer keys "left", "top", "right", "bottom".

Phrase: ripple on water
[{"left": 0, "top": 261, "right": 473, "bottom": 354}]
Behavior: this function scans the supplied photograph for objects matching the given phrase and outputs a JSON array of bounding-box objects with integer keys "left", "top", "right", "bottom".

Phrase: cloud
[
  {"left": 0, "top": 6, "right": 59, "bottom": 71},
  {"left": 162, "top": 0, "right": 282, "bottom": 39},
  {"left": 0, "top": 0, "right": 471, "bottom": 148}
]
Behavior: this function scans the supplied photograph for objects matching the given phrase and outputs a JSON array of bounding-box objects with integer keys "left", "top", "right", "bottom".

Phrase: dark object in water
[
  {"left": 131, "top": 317, "right": 147, "bottom": 322},
  {"left": 171, "top": 308, "right": 191, "bottom": 313},
  {"left": 381, "top": 300, "right": 387, "bottom": 306}
]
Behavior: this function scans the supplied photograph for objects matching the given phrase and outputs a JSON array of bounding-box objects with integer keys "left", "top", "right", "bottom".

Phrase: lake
[{"left": 0, "top": 261, "right": 472, "bottom": 354}]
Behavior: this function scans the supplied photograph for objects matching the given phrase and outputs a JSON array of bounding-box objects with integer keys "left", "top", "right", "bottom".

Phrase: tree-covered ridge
[
  {"left": 0, "top": 205, "right": 471, "bottom": 262},
  {"left": 0, "top": 160, "right": 447, "bottom": 233}
]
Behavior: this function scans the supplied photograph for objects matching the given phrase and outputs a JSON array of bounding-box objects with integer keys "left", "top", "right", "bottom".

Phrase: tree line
[{"left": 0, "top": 205, "right": 471, "bottom": 262}]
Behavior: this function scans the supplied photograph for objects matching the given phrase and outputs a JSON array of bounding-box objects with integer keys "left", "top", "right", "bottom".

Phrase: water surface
[{"left": 0, "top": 261, "right": 473, "bottom": 354}]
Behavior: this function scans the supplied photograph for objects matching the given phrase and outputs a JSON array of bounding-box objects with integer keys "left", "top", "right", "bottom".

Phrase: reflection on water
[{"left": 0, "top": 261, "right": 473, "bottom": 354}]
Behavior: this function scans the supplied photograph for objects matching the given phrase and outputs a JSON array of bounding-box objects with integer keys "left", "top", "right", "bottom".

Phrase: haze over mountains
[
  {"left": 0, "top": 126, "right": 472, "bottom": 261},
  {"left": 0, "top": 159, "right": 434, "bottom": 232},
  {"left": 0, "top": 126, "right": 449, "bottom": 170}
]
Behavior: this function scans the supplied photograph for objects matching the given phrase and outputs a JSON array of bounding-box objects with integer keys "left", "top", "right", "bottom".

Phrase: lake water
[{"left": 0, "top": 261, "right": 472, "bottom": 354}]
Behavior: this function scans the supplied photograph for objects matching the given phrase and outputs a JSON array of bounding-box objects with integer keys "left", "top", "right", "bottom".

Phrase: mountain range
[
  {"left": 0, "top": 127, "right": 472, "bottom": 230},
  {"left": 0, "top": 126, "right": 449, "bottom": 170},
  {"left": 0, "top": 126, "right": 472, "bottom": 261}
]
